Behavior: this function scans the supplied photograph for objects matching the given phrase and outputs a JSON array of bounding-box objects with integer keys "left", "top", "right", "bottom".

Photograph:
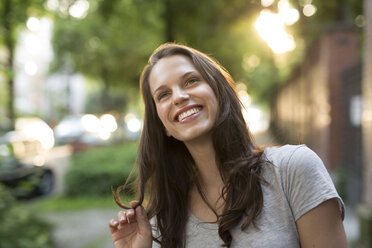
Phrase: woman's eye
[
  {"left": 157, "top": 92, "right": 169, "bottom": 101},
  {"left": 186, "top": 78, "right": 198, "bottom": 86}
]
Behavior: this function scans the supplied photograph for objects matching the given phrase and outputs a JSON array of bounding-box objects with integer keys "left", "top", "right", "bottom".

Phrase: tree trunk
[
  {"left": 3, "top": 0, "right": 15, "bottom": 130},
  {"left": 164, "top": 0, "right": 174, "bottom": 42}
]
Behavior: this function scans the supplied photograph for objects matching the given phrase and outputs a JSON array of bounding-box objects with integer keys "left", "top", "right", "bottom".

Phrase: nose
[{"left": 173, "top": 88, "right": 189, "bottom": 106}]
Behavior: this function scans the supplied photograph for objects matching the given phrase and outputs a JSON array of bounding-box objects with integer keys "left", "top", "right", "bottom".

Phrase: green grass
[{"left": 23, "top": 195, "right": 127, "bottom": 212}]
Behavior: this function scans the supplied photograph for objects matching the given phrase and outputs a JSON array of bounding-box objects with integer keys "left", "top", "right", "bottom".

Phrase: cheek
[
  {"left": 207, "top": 92, "right": 218, "bottom": 112},
  {"left": 156, "top": 106, "right": 168, "bottom": 125}
]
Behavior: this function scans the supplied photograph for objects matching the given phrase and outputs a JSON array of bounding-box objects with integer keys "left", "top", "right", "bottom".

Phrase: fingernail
[
  {"left": 111, "top": 219, "right": 118, "bottom": 225},
  {"left": 127, "top": 209, "right": 134, "bottom": 216},
  {"left": 120, "top": 215, "right": 125, "bottom": 221}
]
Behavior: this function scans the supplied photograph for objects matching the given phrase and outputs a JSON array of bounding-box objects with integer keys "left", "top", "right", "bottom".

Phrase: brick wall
[
  {"left": 272, "top": 25, "right": 360, "bottom": 172},
  {"left": 322, "top": 27, "right": 360, "bottom": 171}
]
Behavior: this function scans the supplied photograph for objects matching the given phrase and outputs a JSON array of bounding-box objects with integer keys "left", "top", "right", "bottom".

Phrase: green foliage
[
  {"left": 289, "top": 0, "right": 364, "bottom": 46},
  {"left": 0, "top": 0, "right": 46, "bottom": 44},
  {"left": 0, "top": 184, "right": 54, "bottom": 248},
  {"left": 50, "top": 0, "right": 163, "bottom": 113},
  {"left": 64, "top": 142, "right": 138, "bottom": 197},
  {"left": 163, "top": 0, "right": 261, "bottom": 75},
  {"left": 81, "top": 236, "right": 108, "bottom": 248},
  {"left": 50, "top": 0, "right": 364, "bottom": 110}
]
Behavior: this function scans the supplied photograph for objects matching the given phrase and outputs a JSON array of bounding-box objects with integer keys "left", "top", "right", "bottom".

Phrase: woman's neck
[
  {"left": 184, "top": 135, "right": 223, "bottom": 189},
  {"left": 185, "top": 135, "right": 225, "bottom": 219}
]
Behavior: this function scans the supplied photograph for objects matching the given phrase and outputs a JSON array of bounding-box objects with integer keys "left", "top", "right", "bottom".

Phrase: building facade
[{"left": 360, "top": 0, "right": 372, "bottom": 246}]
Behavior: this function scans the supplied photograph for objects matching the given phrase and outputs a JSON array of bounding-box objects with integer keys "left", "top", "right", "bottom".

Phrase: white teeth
[{"left": 178, "top": 108, "right": 200, "bottom": 122}]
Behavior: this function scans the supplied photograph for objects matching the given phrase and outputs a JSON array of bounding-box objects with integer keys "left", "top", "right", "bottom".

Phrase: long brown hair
[{"left": 113, "top": 43, "right": 266, "bottom": 247}]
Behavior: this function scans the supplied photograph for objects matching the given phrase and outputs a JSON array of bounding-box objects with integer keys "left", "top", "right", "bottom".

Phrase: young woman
[{"left": 108, "top": 43, "right": 347, "bottom": 248}]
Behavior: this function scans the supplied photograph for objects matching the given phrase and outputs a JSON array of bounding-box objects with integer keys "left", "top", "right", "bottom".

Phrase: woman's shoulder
[
  {"left": 263, "top": 144, "right": 312, "bottom": 167},
  {"left": 263, "top": 144, "right": 344, "bottom": 221},
  {"left": 263, "top": 144, "right": 328, "bottom": 177}
]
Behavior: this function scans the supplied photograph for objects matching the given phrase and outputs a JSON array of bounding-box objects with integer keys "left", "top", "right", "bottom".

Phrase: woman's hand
[{"left": 108, "top": 201, "right": 153, "bottom": 248}]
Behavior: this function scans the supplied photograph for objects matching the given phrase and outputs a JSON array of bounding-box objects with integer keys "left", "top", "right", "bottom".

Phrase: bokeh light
[
  {"left": 355, "top": 15, "right": 366, "bottom": 28},
  {"left": 281, "top": 8, "right": 300, "bottom": 25},
  {"left": 26, "top": 17, "right": 41, "bottom": 32},
  {"left": 245, "top": 54, "right": 261, "bottom": 68},
  {"left": 125, "top": 113, "right": 142, "bottom": 133},
  {"left": 303, "top": 4, "right": 317, "bottom": 17},
  {"left": 69, "top": 0, "right": 90, "bottom": 19},
  {"left": 81, "top": 114, "right": 100, "bottom": 133},
  {"left": 100, "top": 114, "right": 118, "bottom": 133},
  {"left": 45, "top": 0, "right": 59, "bottom": 11},
  {"left": 261, "top": 0, "right": 275, "bottom": 7}
]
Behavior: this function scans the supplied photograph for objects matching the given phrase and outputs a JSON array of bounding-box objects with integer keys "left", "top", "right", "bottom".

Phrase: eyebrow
[{"left": 152, "top": 71, "right": 199, "bottom": 96}]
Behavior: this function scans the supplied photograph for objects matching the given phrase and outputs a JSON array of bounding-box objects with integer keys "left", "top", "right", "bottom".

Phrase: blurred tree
[
  {"left": 151, "top": 0, "right": 361, "bottom": 102},
  {"left": 157, "top": 0, "right": 278, "bottom": 102},
  {"left": 289, "top": 0, "right": 364, "bottom": 45},
  {"left": 161, "top": 0, "right": 261, "bottom": 76},
  {"left": 52, "top": 0, "right": 270, "bottom": 108},
  {"left": 51, "top": 0, "right": 363, "bottom": 111},
  {"left": 51, "top": 0, "right": 163, "bottom": 114},
  {"left": 0, "top": 0, "right": 47, "bottom": 130},
  {"left": 249, "top": 0, "right": 364, "bottom": 101}
]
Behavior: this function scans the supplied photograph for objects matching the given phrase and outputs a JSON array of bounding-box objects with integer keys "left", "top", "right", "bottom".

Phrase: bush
[
  {"left": 0, "top": 184, "right": 54, "bottom": 248},
  {"left": 64, "top": 142, "right": 138, "bottom": 197}
]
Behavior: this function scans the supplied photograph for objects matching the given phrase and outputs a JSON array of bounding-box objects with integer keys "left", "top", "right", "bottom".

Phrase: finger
[
  {"left": 130, "top": 200, "right": 140, "bottom": 209},
  {"left": 118, "top": 211, "right": 128, "bottom": 225},
  {"left": 108, "top": 219, "right": 119, "bottom": 234},
  {"left": 126, "top": 209, "right": 136, "bottom": 224}
]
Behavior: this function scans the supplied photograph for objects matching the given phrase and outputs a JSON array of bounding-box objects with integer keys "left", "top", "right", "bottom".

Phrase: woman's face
[{"left": 149, "top": 55, "right": 219, "bottom": 143}]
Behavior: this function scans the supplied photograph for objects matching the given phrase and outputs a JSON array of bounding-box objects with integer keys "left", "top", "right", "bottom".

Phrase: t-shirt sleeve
[{"left": 282, "top": 145, "right": 345, "bottom": 221}]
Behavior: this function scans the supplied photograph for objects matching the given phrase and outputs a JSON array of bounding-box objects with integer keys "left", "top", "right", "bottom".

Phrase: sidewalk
[{"left": 45, "top": 208, "right": 117, "bottom": 248}]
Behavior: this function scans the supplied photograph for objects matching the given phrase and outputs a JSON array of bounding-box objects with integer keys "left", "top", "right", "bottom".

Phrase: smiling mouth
[{"left": 177, "top": 107, "right": 202, "bottom": 122}]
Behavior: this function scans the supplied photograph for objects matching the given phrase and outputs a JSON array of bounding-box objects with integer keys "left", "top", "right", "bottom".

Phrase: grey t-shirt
[{"left": 153, "top": 145, "right": 345, "bottom": 247}]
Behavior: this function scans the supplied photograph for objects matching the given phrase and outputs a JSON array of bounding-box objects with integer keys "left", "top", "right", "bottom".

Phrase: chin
[{"left": 174, "top": 128, "right": 213, "bottom": 143}]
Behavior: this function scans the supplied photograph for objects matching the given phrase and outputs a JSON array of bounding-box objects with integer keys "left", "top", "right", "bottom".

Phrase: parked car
[
  {"left": 0, "top": 138, "right": 54, "bottom": 198},
  {"left": 54, "top": 114, "right": 125, "bottom": 152}
]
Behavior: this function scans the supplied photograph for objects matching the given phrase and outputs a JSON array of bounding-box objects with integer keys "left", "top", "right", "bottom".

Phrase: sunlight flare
[{"left": 254, "top": 10, "right": 296, "bottom": 54}]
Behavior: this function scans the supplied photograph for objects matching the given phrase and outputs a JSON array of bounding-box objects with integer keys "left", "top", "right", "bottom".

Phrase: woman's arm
[{"left": 296, "top": 198, "right": 348, "bottom": 248}]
